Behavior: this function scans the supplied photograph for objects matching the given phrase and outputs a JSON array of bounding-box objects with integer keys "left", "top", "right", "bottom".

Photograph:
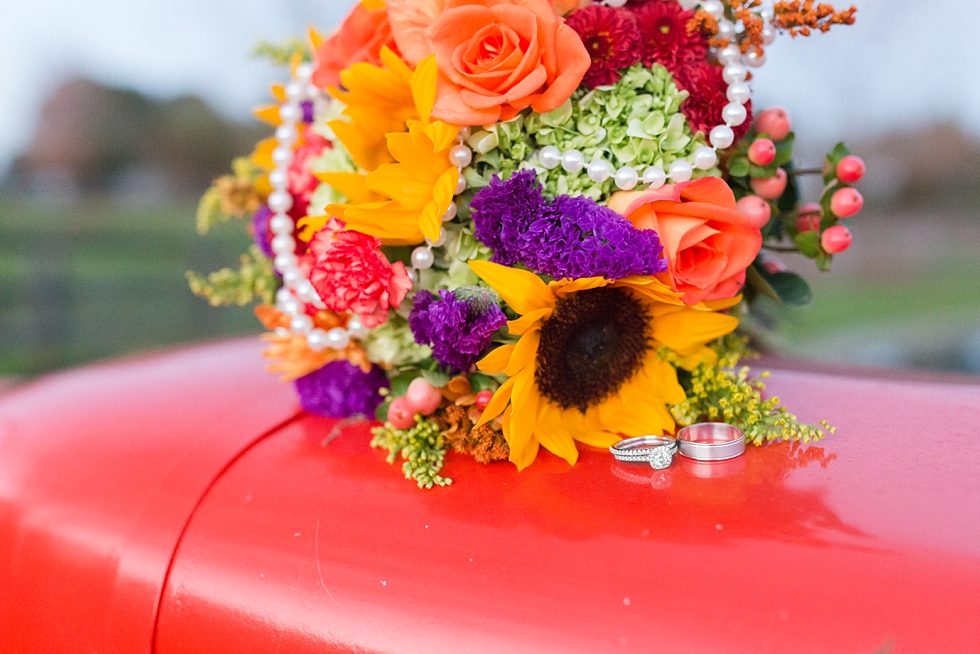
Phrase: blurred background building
[{"left": 1, "top": 0, "right": 978, "bottom": 384}]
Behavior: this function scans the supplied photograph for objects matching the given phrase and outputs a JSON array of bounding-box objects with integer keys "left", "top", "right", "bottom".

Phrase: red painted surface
[
  {"left": 154, "top": 366, "right": 980, "bottom": 653},
  {"left": 0, "top": 340, "right": 300, "bottom": 654}
]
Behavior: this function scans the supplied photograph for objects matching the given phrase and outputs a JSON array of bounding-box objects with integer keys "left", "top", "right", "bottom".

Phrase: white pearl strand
[
  {"left": 538, "top": 0, "right": 776, "bottom": 191},
  {"left": 269, "top": 63, "right": 373, "bottom": 352}
]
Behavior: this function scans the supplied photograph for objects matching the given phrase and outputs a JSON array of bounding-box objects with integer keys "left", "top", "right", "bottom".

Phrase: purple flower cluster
[
  {"left": 470, "top": 170, "right": 667, "bottom": 280},
  {"left": 253, "top": 205, "right": 274, "bottom": 258},
  {"left": 409, "top": 288, "right": 508, "bottom": 374},
  {"left": 295, "top": 361, "right": 389, "bottom": 418}
]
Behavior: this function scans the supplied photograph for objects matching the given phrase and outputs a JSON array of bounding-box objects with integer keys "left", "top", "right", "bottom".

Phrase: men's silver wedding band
[{"left": 677, "top": 423, "right": 746, "bottom": 461}]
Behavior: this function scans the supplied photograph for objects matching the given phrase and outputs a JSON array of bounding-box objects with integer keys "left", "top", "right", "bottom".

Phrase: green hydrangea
[{"left": 464, "top": 64, "right": 714, "bottom": 202}]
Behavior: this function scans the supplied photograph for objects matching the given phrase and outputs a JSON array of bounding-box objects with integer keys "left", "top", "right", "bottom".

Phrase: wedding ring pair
[{"left": 610, "top": 423, "right": 746, "bottom": 470}]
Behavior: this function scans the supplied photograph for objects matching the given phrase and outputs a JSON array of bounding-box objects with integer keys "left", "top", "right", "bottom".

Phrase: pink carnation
[
  {"left": 288, "top": 129, "right": 331, "bottom": 201},
  {"left": 308, "top": 218, "right": 412, "bottom": 327}
]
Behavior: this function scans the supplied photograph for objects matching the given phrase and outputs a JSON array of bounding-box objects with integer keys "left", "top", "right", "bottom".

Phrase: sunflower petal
[
  {"left": 477, "top": 344, "right": 516, "bottom": 375},
  {"left": 505, "top": 330, "right": 540, "bottom": 376},
  {"left": 469, "top": 260, "right": 553, "bottom": 315},
  {"left": 476, "top": 374, "right": 515, "bottom": 427},
  {"left": 504, "top": 406, "right": 540, "bottom": 471},
  {"left": 652, "top": 306, "right": 739, "bottom": 355},
  {"left": 536, "top": 403, "right": 579, "bottom": 465},
  {"left": 508, "top": 307, "right": 551, "bottom": 335}
]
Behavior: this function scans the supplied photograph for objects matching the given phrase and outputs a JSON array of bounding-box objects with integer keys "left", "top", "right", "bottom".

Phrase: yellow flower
[
  {"left": 470, "top": 261, "right": 740, "bottom": 471},
  {"left": 308, "top": 51, "right": 460, "bottom": 245}
]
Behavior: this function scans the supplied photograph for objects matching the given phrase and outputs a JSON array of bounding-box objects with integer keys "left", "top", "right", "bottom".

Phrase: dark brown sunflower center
[{"left": 535, "top": 287, "right": 651, "bottom": 412}]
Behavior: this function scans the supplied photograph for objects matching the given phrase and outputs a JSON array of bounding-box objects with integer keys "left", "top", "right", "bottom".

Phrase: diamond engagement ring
[
  {"left": 610, "top": 436, "right": 679, "bottom": 470},
  {"left": 677, "top": 423, "right": 746, "bottom": 461}
]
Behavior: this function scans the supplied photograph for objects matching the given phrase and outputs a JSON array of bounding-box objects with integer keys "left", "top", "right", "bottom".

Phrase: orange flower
[
  {"left": 608, "top": 178, "right": 762, "bottom": 306},
  {"left": 311, "top": 1, "right": 401, "bottom": 90},
  {"left": 387, "top": 0, "right": 591, "bottom": 125},
  {"left": 255, "top": 306, "right": 372, "bottom": 381}
]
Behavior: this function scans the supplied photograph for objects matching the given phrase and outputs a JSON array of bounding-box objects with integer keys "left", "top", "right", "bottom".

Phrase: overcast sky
[{"left": 0, "top": 0, "right": 975, "bottom": 173}]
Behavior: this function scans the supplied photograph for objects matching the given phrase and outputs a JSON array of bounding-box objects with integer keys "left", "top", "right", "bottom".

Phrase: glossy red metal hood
[
  {"left": 156, "top": 362, "right": 980, "bottom": 653},
  {"left": 0, "top": 340, "right": 300, "bottom": 654}
]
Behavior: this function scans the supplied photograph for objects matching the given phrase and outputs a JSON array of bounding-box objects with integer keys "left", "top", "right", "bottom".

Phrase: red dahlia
[
  {"left": 565, "top": 5, "right": 642, "bottom": 89},
  {"left": 631, "top": 0, "right": 708, "bottom": 74},
  {"left": 674, "top": 61, "right": 753, "bottom": 140}
]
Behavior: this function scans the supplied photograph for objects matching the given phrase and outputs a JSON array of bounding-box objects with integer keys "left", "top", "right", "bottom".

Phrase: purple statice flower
[
  {"left": 253, "top": 205, "right": 274, "bottom": 259},
  {"left": 295, "top": 361, "right": 389, "bottom": 418},
  {"left": 409, "top": 288, "right": 508, "bottom": 374},
  {"left": 470, "top": 170, "right": 667, "bottom": 280},
  {"left": 300, "top": 100, "right": 315, "bottom": 124}
]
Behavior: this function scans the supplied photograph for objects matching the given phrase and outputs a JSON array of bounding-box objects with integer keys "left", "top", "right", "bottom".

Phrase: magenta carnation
[
  {"left": 566, "top": 5, "right": 642, "bottom": 89},
  {"left": 631, "top": 0, "right": 707, "bottom": 74},
  {"left": 308, "top": 218, "right": 412, "bottom": 328}
]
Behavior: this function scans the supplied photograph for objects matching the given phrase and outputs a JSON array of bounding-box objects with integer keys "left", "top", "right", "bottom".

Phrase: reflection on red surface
[{"left": 158, "top": 380, "right": 980, "bottom": 654}]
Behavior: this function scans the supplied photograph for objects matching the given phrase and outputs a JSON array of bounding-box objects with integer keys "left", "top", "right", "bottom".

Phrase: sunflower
[{"left": 470, "top": 260, "right": 739, "bottom": 470}]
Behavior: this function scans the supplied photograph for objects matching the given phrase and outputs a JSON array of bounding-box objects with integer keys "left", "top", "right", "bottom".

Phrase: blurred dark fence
[{"left": 0, "top": 198, "right": 259, "bottom": 377}]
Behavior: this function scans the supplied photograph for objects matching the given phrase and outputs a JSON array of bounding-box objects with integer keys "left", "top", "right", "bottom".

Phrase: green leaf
[
  {"left": 794, "top": 231, "right": 822, "bottom": 258},
  {"left": 375, "top": 398, "right": 392, "bottom": 422},
  {"left": 749, "top": 163, "right": 777, "bottom": 178},
  {"left": 831, "top": 141, "right": 850, "bottom": 161},
  {"left": 421, "top": 368, "right": 451, "bottom": 388},
  {"left": 745, "top": 264, "right": 781, "bottom": 302},
  {"left": 766, "top": 271, "right": 813, "bottom": 306},
  {"left": 774, "top": 133, "right": 795, "bottom": 166},
  {"left": 816, "top": 252, "right": 833, "bottom": 272},
  {"left": 390, "top": 370, "right": 421, "bottom": 397},
  {"left": 468, "top": 372, "right": 496, "bottom": 392},
  {"left": 727, "top": 156, "right": 750, "bottom": 178}
]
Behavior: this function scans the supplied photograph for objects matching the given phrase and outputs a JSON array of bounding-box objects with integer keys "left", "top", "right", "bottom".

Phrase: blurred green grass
[{"left": 0, "top": 196, "right": 261, "bottom": 376}]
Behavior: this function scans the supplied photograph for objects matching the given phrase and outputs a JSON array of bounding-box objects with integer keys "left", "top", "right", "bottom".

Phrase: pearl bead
[
  {"left": 282, "top": 267, "right": 302, "bottom": 286},
  {"left": 760, "top": 8, "right": 774, "bottom": 22},
  {"left": 295, "top": 62, "right": 314, "bottom": 80},
  {"left": 278, "top": 297, "right": 301, "bottom": 316},
  {"left": 668, "top": 159, "right": 694, "bottom": 183},
  {"left": 295, "top": 280, "right": 318, "bottom": 303},
  {"left": 449, "top": 144, "right": 473, "bottom": 168},
  {"left": 325, "top": 327, "right": 351, "bottom": 350},
  {"left": 722, "top": 63, "right": 748, "bottom": 85},
  {"left": 268, "top": 168, "right": 288, "bottom": 189},
  {"left": 290, "top": 314, "right": 313, "bottom": 335},
  {"left": 306, "top": 84, "right": 320, "bottom": 99},
  {"left": 726, "top": 81, "right": 751, "bottom": 105},
  {"left": 455, "top": 176, "right": 467, "bottom": 195},
  {"left": 269, "top": 214, "right": 294, "bottom": 235},
  {"left": 561, "top": 149, "right": 585, "bottom": 173},
  {"left": 642, "top": 166, "right": 667, "bottom": 189},
  {"left": 702, "top": 0, "right": 725, "bottom": 19},
  {"left": 276, "top": 287, "right": 294, "bottom": 304},
  {"left": 271, "top": 146, "right": 294, "bottom": 167},
  {"left": 458, "top": 126, "right": 472, "bottom": 141},
  {"left": 275, "top": 327, "right": 291, "bottom": 338},
  {"left": 746, "top": 50, "right": 766, "bottom": 68},
  {"left": 271, "top": 234, "right": 295, "bottom": 255},
  {"left": 306, "top": 328, "right": 330, "bottom": 352},
  {"left": 278, "top": 103, "right": 301, "bottom": 124},
  {"left": 710, "top": 125, "right": 735, "bottom": 150},
  {"left": 677, "top": 0, "right": 698, "bottom": 8},
  {"left": 427, "top": 228, "right": 448, "bottom": 248},
  {"left": 275, "top": 124, "right": 298, "bottom": 145},
  {"left": 604, "top": 0, "right": 628, "bottom": 7},
  {"left": 442, "top": 201, "right": 457, "bottom": 222},
  {"left": 722, "top": 102, "right": 748, "bottom": 127},
  {"left": 762, "top": 25, "right": 776, "bottom": 45},
  {"left": 538, "top": 145, "right": 562, "bottom": 170},
  {"left": 718, "top": 45, "right": 741, "bottom": 66},
  {"left": 717, "top": 20, "right": 736, "bottom": 43},
  {"left": 267, "top": 190, "right": 293, "bottom": 213},
  {"left": 274, "top": 253, "right": 298, "bottom": 271},
  {"left": 411, "top": 247, "right": 434, "bottom": 270},
  {"left": 347, "top": 316, "right": 370, "bottom": 339},
  {"left": 587, "top": 159, "right": 613, "bottom": 183},
  {"left": 285, "top": 81, "right": 304, "bottom": 101},
  {"left": 614, "top": 166, "right": 639, "bottom": 191},
  {"left": 693, "top": 146, "right": 718, "bottom": 170}
]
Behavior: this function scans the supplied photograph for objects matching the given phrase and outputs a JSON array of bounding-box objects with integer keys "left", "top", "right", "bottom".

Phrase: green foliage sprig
[
  {"left": 371, "top": 416, "right": 452, "bottom": 489},
  {"left": 665, "top": 337, "right": 836, "bottom": 445},
  {"left": 186, "top": 245, "right": 277, "bottom": 307},
  {"left": 253, "top": 39, "right": 311, "bottom": 65}
]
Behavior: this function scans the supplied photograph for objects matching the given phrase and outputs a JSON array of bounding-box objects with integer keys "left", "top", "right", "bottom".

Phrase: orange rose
[
  {"left": 608, "top": 177, "right": 763, "bottom": 306},
  {"left": 387, "top": 0, "right": 590, "bottom": 125},
  {"left": 311, "top": 2, "right": 400, "bottom": 89}
]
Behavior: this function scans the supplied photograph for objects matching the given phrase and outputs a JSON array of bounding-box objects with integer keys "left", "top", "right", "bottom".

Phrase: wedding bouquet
[{"left": 190, "top": 0, "right": 859, "bottom": 487}]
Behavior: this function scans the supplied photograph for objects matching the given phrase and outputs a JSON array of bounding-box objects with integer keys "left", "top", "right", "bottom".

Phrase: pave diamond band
[{"left": 610, "top": 436, "right": 679, "bottom": 470}]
